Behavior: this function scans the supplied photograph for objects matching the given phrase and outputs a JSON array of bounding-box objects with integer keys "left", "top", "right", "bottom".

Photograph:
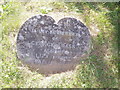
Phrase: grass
[{"left": 0, "top": 1, "right": 119, "bottom": 88}]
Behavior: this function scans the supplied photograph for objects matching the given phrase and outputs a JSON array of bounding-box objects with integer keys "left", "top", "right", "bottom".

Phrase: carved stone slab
[{"left": 17, "top": 15, "right": 91, "bottom": 74}]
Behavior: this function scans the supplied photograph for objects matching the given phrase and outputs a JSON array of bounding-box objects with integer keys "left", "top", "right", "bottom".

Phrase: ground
[{"left": 0, "top": 1, "right": 119, "bottom": 88}]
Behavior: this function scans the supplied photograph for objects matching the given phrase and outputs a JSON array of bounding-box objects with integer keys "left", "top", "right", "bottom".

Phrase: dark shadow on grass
[
  {"left": 75, "top": 36, "right": 118, "bottom": 88},
  {"left": 66, "top": 2, "right": 119, "bottom": 88},
  {"left": 102, "top": 2, "right": 119, "bottom": 81},
  {"left": 89, "top": 36, "right": 117, "bottom": 88}
]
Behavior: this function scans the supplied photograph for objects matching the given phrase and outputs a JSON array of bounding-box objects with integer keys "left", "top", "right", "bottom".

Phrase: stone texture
[{"left": 17, "top": 15, "right": 91, "bottom": 74}]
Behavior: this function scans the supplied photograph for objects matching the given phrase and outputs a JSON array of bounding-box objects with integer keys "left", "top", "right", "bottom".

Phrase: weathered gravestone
[{"left": 17, "top": 15, "right": 91, "bottom": 74}]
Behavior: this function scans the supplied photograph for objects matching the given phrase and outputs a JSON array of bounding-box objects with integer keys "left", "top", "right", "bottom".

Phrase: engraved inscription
[{"left": 17, "top": 15, "right": 91, "bottom": 66}]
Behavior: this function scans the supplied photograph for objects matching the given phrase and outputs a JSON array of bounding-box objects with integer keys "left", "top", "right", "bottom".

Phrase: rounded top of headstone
[{"left": 17, "top": 15, "right": 91, "bottom": 74}]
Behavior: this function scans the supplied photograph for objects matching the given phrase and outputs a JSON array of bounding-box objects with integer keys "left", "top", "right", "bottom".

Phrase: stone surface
[{"left": 17, "top": 15, "right": 91, "bottom": 74}]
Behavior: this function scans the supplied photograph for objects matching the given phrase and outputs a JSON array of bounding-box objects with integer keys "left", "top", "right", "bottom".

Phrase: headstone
[{"left": 17, "top": 15, "right": 91, "bottom": 74}]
